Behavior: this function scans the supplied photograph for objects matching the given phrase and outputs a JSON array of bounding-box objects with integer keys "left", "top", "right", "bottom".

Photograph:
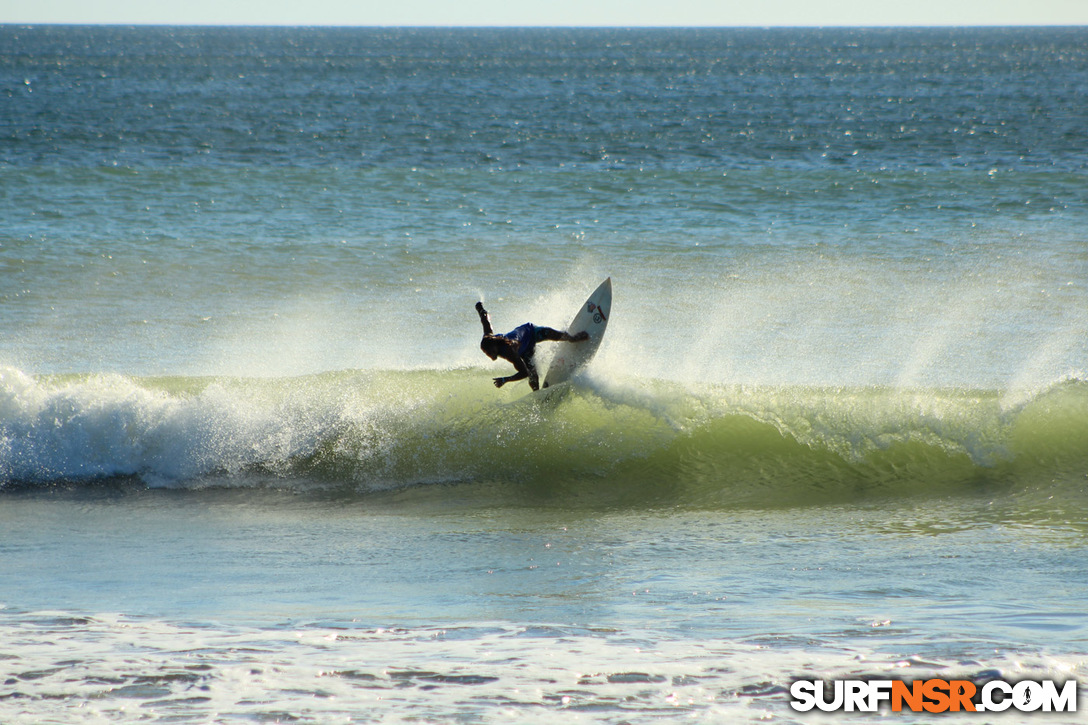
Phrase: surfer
[{"left": 476, "top": 301, "right": 588, "bottom": 391}]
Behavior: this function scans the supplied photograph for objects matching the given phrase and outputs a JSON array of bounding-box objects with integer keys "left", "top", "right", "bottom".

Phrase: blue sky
[{"left": 6, "top": 0, "right": 1088, "bottom": 26}]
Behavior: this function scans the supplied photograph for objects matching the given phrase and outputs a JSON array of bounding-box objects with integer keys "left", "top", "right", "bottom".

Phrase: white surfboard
[{"left": 541, "top": 277, "right": 611, "bottom": 388}]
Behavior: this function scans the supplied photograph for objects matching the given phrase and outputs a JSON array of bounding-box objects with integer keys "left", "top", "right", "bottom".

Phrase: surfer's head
[{"left": 480, "top": 335, "right": 502, "bottom": 360}]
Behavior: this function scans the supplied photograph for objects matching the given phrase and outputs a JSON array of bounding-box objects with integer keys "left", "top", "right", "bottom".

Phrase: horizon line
[{"left": 4, "top": 21, "right": 1087, "bottom": 29}]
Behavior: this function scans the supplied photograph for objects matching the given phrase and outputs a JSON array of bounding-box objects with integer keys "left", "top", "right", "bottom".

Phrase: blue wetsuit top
[{"left": 500, "top": 323, "right": 541, "bottom": 358}]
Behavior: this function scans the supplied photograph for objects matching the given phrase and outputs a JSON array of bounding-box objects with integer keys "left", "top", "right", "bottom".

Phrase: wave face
[{"left": 2, "top": 366, "right": 1084, "bottom": 508}]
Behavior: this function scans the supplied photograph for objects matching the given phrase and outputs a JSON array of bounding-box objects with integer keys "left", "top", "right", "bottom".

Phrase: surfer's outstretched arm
[
  {"left": 493, "top": 370, "right": 526, "bottom": 388},
  {"left": 475, "top": 301, "right": 494, "bottom": 336},
  {"left": 494, "top": 355, "right": 539, "bottom": 391}
]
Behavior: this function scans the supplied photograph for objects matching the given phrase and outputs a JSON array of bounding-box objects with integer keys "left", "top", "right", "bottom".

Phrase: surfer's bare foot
[{"left": 573, "top": 331, "right": 589, "bottom": 341}]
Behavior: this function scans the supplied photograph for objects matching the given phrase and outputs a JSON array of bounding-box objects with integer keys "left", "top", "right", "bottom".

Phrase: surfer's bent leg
[
  {"left": 510, "top": 353, "right": 539, "bottom": 391},
  {"left": 535, "top": 326, "right": 588, "bottom": 343}
]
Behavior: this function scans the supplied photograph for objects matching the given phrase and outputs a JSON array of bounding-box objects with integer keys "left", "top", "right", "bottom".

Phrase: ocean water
[{"left": 1, "top": 26, "right": 1087, "bottom": 723}]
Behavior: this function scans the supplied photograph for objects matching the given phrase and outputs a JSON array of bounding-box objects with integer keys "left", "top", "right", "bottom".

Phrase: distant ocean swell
[{"left": 1, "top": 366, "right": 1085, "bottom": 504}]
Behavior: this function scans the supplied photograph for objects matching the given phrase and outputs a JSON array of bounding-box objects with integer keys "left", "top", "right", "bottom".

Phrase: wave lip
[{"left": 1, "top": 367, "right": 1085, "bottom": 506}]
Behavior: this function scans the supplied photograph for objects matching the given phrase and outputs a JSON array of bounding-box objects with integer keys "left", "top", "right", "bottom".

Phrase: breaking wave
[{"left": 1, "top": 365, "right": 1085, "bottom": 507}]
